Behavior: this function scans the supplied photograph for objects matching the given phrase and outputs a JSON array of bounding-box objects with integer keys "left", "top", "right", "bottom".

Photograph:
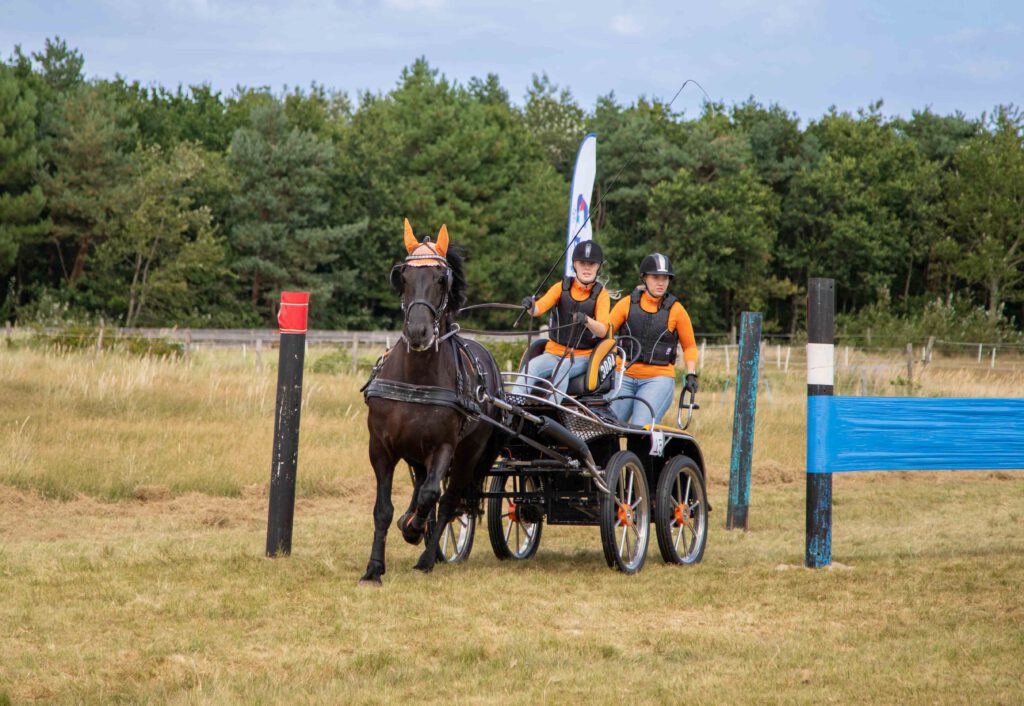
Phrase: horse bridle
[{"left": 392, "top": 251, "right": 457, "bottom": 352}]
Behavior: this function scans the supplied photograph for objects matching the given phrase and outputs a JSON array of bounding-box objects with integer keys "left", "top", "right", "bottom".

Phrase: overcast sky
[{"left": 3, "top": 0, "right": 1022, "bottom": 121}]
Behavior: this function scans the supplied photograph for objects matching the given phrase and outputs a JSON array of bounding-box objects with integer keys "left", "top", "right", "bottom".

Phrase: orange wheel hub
[
  {"left": 617, "top": 503, "right": 633, "bottom": 527},
  {"left": 674, "top": 504, "right": 689, "bottom": 526},
  {"left": 507, "top": 501, "right": 518, "bottom": 524}
]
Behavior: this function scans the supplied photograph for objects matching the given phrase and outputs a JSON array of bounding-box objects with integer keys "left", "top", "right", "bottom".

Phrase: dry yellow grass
[
  {"left": 0, "top": 346, "right": 371, "bottom": 500},
  {"left": 1, "top": 345, "right": 1023, "bottom": 703}
]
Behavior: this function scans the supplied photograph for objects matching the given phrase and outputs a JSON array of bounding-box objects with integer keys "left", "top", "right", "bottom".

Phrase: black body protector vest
[
  {"left": 550, "top": 277, "right": 604, "bottom": 350},
  {"left": 622, "top": 289, "right": 679, "bottom": 366}
]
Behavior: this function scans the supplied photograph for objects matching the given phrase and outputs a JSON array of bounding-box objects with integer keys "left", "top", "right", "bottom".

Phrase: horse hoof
[
  {"left": 397, "top": 512, "right": 425, "bottom": 546},
  {"left": 412, "top": 559, "right": 435, "bottom": 574}
]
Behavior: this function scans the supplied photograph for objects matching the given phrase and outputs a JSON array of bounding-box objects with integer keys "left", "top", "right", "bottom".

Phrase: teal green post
[{"left": 726, "top": 312, "right": 763, "bottom": 530}]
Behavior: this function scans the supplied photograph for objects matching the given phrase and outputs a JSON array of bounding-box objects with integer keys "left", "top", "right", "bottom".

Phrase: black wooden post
[
  {"left": 805, "top": 279, "right": 834, "bottom": 568},
  {"left": 266, "top": 291, "right": 309, "bottom": 557},
  {"left": 726, "top": 311, "right": 763, "bottom": 530}
]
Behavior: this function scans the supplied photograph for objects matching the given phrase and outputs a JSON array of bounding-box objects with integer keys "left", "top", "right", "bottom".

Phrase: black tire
[
  {"left": 435, "top": 509, "right": 475, "bottom": 564},
  {"left": 654, "top": 455, "right": 708, "bottom": 565},
  {"left": 599, "top": 450, "right": 651, "bottom": 574},
  {"left": 486, "top": 473, "right": 543, "bottom": 560}
]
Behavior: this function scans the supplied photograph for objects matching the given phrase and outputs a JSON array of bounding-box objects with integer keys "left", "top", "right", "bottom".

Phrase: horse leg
[
  {"left": 359, "top": 437, "right": 397, "bottom": 586},
  {"left": 414, "top": 484, "right": 461, "bottom": 573},
  {"left": 397, "top": 462, "right": 428, "bottom": 545},
  {"left": 406, "top": 444, "right": 454, "bottom": 573}
]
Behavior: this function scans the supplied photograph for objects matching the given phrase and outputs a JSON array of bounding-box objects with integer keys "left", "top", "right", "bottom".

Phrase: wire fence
[{"left": 5, "top": 323, "right": 1024, "bottom": 377}]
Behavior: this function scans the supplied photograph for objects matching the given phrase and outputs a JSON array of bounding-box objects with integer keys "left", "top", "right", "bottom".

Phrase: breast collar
[{"left": 362, "top": 335, "right": 483, "bottom": 432}]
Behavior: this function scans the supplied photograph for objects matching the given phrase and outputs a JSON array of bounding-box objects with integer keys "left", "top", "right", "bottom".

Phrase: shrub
[
  {"left": 487, "top": 340, "right": 528, "bottom": 371},
  {"left": 836, "top": 296, "right": 1024, "bottom": 348},
  {"left": 24, "top": 324, "right": 183, "bottom": 358},
  {"left": 118, "top": 336, "right": 184, "bottom": 358},
  {"left": 309, "top": 348, "right": 380, "bottom": 376}
]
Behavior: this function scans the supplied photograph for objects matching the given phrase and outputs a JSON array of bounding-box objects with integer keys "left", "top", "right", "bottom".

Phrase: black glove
[
  {"left": 684, "top": 373, "right": 699, "bottom": 395},
  {"left": 521, "top": 296, "right": 535, "bottom": 313},
  {"left": 571, "top": 311, "right": 588, "bottom": 326}
]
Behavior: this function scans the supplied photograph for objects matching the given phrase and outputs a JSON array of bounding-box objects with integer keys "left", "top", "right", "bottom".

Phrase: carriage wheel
[
  {"left": 429, "top": 475, "right": 475, "bottom": 564},
  {"left": 654, "top": 455, "right": 708, "bottom": 565},
  {"left": 486, "top": 473, "right": 543, "bottom": 560},
  {"left": 435, "top": 510, "right": 475, "bottom": 564},
  {"left": 599, "top": 450, "right": 651, "bottom": 575}
]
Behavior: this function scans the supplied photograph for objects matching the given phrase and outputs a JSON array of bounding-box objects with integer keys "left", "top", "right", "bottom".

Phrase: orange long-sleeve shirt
[
  {"left": 608, "top": 290, "right": 698, "bottom": 379},
  {"left": 533, "top": 279, "right": 610, "bottom": 357}
]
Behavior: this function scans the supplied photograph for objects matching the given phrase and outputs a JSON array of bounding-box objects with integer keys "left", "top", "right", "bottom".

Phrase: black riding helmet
[
  {"left": 639, "top": 252, "right": 674, "bottom": 278},
  {"left": 571, "top": 239, "right": 604, "bottom": 264}
]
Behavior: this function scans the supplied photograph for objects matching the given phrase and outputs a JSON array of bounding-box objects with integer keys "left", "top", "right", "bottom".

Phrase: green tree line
[{"left": 2, "top": 37, "right": 1023, "bottom": 339}]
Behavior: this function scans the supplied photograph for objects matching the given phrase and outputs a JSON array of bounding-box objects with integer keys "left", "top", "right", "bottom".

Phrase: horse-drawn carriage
[
  {"left": 433, "top": 336, "right": 709, "bottom": 575},
  {"left": 359, "top": 222, "right": 709, "bottom": 584}
]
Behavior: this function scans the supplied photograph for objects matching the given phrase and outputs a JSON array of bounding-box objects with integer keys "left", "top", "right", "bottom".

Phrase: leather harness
[{"left": 363, "top": 335, "right": 484, "bottom": 420}]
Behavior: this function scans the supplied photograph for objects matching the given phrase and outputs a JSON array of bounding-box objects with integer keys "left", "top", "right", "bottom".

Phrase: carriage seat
[
  {"left": 565, "top": 338, "right": 616, "bottom": 401},
  {"left": 517, "top": 338, "right": 616, "bottom": 403}
]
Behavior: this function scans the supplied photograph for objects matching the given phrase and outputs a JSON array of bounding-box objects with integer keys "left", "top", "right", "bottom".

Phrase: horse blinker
[{"left": 390, "top": 265, "right": 405, "bottom": 293}]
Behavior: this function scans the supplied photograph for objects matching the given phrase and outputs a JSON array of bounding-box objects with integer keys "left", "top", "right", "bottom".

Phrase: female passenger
[{"left": 607, "top": 253, "right": 698, "bottom": 426}]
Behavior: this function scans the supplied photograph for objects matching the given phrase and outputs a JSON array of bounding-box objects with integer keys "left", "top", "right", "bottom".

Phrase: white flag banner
[{"left": 565, "top": 133, "right": 597, "bottom": 277}]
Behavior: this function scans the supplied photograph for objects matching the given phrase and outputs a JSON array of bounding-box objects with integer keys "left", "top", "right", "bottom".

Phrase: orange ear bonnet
[
  {"left": 404, "top": 218, "right": 418, "bottom": 254},
  {"left": 435, "top": 224, "right": 449, "bottom": 257},
  {"left": 401, "top": 219, "right": 449, "bottom": 264}
]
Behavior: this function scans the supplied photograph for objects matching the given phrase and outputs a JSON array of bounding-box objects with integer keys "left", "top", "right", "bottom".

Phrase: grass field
[{"left": 2, "top": 345, "right": 1023, "bottom": 703}]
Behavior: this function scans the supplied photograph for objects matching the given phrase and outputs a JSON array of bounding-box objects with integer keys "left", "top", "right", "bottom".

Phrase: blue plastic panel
[{"left": 807, "top": 396, "right": 1024, "bottom": 473}]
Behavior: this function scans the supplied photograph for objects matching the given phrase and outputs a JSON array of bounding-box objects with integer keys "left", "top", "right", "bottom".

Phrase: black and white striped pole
[
  {"left": 266, "top": 291, "right": 309, "bottom": 558},
  {"left": 805, "top": 278, "right": 834, "bottom": 568}
]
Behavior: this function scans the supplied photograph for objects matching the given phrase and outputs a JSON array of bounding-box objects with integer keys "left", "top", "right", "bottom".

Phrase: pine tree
[
  {"left": 0, "top": 63, "right": 46, "bottom": 310},
  {"left": 38, "top": 84, "right": 136, "bottom": 291},
  {"left": 227, "top": 101, "right": 342, "bottom": 321}
]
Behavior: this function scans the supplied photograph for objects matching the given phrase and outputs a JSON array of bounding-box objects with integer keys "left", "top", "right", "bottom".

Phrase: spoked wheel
[
  {"left": 429, "top": 475, "right": 475, "bottom": 564},
  {"left": 655, "top": 455, "right": 708, "bottom": 565},
  {"left": 435, "top": 508, "right": 475, "bottom": 564},
  {"left": 487, "top": 473, "right": 543, "bottom": 560},
  {"left": 599, "top": 450, "right": 651, "bottom": 574}
]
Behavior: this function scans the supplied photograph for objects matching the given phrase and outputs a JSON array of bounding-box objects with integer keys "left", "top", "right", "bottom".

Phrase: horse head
[{"left": 392, "top": 219, "right": 463, "bottom": 351}]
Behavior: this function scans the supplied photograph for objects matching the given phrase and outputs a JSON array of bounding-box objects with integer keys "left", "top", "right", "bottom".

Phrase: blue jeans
[
  {"left": 512, "top": 352, "right": 589, "bottom": 401},
  {"left": 608, "top": 375, "right": 676, "bottom": 427}
]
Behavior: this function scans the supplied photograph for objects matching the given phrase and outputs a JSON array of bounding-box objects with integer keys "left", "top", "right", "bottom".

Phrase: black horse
[{"left": 359, "top": 221, "right": 504, "bottom": 585}]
